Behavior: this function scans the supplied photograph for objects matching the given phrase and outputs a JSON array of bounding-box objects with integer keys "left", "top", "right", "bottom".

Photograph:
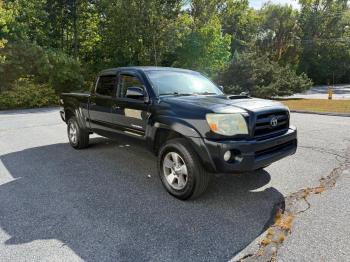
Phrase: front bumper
[{"left": 199, "top": 127, "right": 297, "bottom": 173}]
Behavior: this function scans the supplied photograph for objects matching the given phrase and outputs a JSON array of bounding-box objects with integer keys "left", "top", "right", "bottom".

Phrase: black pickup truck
[{"left": 60, "top": 66, "right": 297, "bottom": 200}]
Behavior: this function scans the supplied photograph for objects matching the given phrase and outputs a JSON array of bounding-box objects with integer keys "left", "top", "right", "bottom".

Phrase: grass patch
[{"left": 279, "top": 99, "right": 350, "bottom": 113}]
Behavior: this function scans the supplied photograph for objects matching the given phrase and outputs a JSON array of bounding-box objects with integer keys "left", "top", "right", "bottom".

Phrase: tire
[
  {"left": 158, "top": 138, "right": 211, "bottom": 200},
  {"left": 67, "top": 116, "right": 89, "bottom": 149}
]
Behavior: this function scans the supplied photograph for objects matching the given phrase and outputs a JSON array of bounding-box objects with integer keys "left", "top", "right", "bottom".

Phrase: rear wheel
[
  {"left": 158, "top": 138, "right": 211, "bottom": 200},
  {"left": 67, "top": 116, "right": 89, "bottom": 149}
]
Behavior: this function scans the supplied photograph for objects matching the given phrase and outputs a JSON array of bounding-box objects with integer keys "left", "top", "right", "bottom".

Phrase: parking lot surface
[{"left": 0, "top": 108, "right": 349, "bottom": 261}]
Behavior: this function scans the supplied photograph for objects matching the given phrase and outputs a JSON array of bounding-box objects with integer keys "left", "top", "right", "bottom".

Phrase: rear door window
[{"left": 96, "top": 75, "right": 117, "bottom": 96}]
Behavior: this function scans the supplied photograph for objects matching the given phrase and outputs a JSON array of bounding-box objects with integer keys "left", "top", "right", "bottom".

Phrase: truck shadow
[{"left": 0, "top": 136, "right": 284, "bottom": 262}]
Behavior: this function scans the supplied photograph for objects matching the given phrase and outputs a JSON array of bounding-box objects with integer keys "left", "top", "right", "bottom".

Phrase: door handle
[{"left": 112, "top": 105, "right": 121, "bottom": 110}]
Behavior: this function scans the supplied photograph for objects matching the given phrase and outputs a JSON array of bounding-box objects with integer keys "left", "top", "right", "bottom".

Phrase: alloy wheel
[{"left": 162, "top": 152, "right": 188, "bottom": 190}]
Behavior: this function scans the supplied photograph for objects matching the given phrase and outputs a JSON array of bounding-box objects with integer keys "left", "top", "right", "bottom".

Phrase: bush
[
  {"left": 0, "top": 79, "right": 58, "bottom": 110},
  {"left": 0, "top": 42, "right": 84, "bottom": 94},
  {"left": 218, "top": 52, "right": 313, "bottom": 98},
  {"left": 0, "top": 42, "right": 50, "bottom": 91},
  {"left": 44, "top": 50, "right": 84, "bottom": 93}
]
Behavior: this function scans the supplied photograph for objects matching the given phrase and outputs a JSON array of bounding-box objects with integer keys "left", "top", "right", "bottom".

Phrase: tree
[
  {"left": 5, "top": 0, "right": 350, "bottom": 102},
  {"left": 0, "top": 0, "right": 13, "bottom": 70},
  {"left": 256, "top": 4, "right": 301, "bottom": 66},
  {"left": 218, "top": 52, "right": 312, "bottom": 98},
  {"left": 100, "top": 0, "right": 183, "bottom": 67},
  {"left": 173, "top": 15, "right": 231, "bottom": 75},
  {"left": 4, "top": 0, "right": 48, "bottom": 45},
  {"left": 0, "top": 41, "right": 83, "bottom": 92},
  {"left": 0, "top": 0, "right": 10, "bottom": 46},
  {"left": 220, "top": 0, "right": 260, "bottom": 53},
  {"left": 189, "top": 0, "right": 224, "bottom": 25},
  {"left": 298, "top": 0, "right": 350, "bottom": 84}
]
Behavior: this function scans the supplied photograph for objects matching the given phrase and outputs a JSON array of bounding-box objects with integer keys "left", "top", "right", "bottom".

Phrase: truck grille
[{"left": 254, "top": 110, "right": 289, "bottom": 138}]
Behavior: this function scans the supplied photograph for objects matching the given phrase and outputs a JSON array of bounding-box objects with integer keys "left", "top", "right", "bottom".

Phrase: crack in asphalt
[
  {"left": 235, "top": 147, "right": 350, "bottom": 262},
  {"left": 299, "top": 145, "right": 347, "bottom": 161}
]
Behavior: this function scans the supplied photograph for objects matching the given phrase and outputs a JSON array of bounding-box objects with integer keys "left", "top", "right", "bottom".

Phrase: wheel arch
[
  {"left": 64, "top": 106, "right": 88, "bottom": 130},
  {"left": 148, "top": 118, "right": 216, "bottom": 172}
]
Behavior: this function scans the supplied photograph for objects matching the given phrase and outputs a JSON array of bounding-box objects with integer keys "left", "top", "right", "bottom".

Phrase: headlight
[{"left": 206, "top": 113, "right": 248, "bottom": 136}]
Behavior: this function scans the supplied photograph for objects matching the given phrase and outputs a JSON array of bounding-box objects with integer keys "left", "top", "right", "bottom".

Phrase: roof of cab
[{"left": 98, "top": 66, "right": 198, "bottom": 76}]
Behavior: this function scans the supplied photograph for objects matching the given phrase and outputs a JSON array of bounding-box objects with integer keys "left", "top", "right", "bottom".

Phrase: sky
[{"left": 249, "top": 0, "right": 300, "bottom": 9}]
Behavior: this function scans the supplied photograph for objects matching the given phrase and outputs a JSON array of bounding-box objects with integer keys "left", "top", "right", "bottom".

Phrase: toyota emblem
[{"left": 270, "top": 116, "right": 278, "bottom": 127}]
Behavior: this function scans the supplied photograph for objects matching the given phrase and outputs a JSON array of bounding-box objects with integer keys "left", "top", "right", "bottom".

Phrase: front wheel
[
  {"left": 67, "top": 116, "right": 89, "bottom": 149},
  {"left": 158, "top": 138, "right": 211, "bottom": 200}
]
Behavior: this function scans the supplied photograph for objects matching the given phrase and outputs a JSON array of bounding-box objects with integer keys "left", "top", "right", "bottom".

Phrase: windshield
[{"left": 146, "top": 70, "right": 223, "bottom": 96}]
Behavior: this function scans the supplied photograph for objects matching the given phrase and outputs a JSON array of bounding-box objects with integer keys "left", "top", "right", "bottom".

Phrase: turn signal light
[{"left": 210, "top": 123, "right": 218, "bottom": 132}]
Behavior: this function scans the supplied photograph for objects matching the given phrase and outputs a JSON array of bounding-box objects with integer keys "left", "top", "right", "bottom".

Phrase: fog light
[{"left": 223, "top": 150, "right": 231, "bottom": 162}]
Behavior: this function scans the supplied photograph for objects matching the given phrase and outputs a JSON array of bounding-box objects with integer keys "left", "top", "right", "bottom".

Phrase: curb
[{"left": 291, "top": 110, "right": 350, "bottom": 117}]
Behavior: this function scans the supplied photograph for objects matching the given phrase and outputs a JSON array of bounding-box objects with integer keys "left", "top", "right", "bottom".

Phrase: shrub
[
  {"left": 0, "top": 42, "right": 50, "bottom": 91},
  {"left": 44, "top": 50, "right": 84, "bottom": 93},
  {"left": 218, "top": 52, "right": 313, "bottom": 98},
  {"left": 0, "top": 42, "right": 84, "bottom": 93},
  {"left": 0, "top": 79, "right": 58, "bottom": 110}
]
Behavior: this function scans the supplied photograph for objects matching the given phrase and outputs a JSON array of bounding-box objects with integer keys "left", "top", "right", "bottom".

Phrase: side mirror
[
  {"left": 240, "top": 92, "right": 249, "bottom": 96},
  {"left": 218, "top": 85, "right": 224, "bottom": 92},
  {"left": 126, "top": 87, "right": 145, "bottom": 100}
]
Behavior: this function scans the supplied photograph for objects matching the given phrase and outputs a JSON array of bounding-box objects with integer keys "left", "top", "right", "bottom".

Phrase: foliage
[
  {"left": 0, "top": 42, "right": 49, "bottom": 91},
  {"left": 256, "top": 4, "right": 301, "bottom": 66},
  {"left": 218, "top": 52, "right": 312, "bottom": 98},
  {"left": 298, "top": 0, "right": 350, "bottom": 84},
  {"left": 2, "top": 0, "right": 350, "bottom": 109},
  {"left": 0, "top": 42, "right": 84, "bottom": 93},
  {"left": 173, "top": 15, "right": 231, "bottom": 75},
  {"left": 220, "top": 0, "right": 260, "bottom": 53},
  {"left": 100, "top": 0, "right": 183, "bottom": 67},
  {"left": 4, "top": 0, "right": 48, "bottom": 45},
  {"left": 0, "top": 79, "right": 58, "bottom": 109},
  {"left": 0, "top": 0, "right": 13, "bottom": 63},
  {"left": 44, "top": 50, "right": 84, "bottom": 93}
]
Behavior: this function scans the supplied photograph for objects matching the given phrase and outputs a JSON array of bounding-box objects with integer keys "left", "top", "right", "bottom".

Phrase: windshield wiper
[
  {"left": 193, "top": 92, "right": 217, "bottom": 95},
  {"left": 159, "top": 92, "right": 192, "bottom": 96},
  {"left": 159, "top": 92, "right": 217, "bottom": 96}
]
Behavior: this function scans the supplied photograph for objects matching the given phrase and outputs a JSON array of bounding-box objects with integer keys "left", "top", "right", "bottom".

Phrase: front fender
[
  {"left": 151, "top": 116, "right": 201, "bottom": 138},
  {"left": 146, "top": 116, "right": 217, "bottom": 172}
]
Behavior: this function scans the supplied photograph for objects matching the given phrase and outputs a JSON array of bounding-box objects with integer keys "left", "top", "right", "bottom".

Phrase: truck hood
[{"left": 160, "top": 95, "right": 287, "bottom": 114}]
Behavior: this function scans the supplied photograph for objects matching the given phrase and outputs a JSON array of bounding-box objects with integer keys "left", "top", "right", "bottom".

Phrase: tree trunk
[{"left": 72, "top": 0, "right": 79, "bottom": 59}]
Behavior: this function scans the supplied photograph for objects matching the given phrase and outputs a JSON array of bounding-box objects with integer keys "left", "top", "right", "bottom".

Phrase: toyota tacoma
[{"left": 60, "top": 67, "right": 297, "bottom": 200}]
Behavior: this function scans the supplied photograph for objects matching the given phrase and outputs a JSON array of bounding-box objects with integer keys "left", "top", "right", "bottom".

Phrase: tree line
[{"left": 1, "top": 0, "right": 350, "bottom": 108}]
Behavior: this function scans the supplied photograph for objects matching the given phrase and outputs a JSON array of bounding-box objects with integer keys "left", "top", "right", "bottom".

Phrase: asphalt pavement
[
  {"left": 0, "top": 108, "right": 349, "bottom": 262},
  {"left": 278, "top": 168, "right": 350, "bottom": 262}
]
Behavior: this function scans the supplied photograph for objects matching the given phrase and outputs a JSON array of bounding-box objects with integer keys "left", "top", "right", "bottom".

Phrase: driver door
[{"left": 109, "top": 72, "right": 150, "bottom": 138}]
